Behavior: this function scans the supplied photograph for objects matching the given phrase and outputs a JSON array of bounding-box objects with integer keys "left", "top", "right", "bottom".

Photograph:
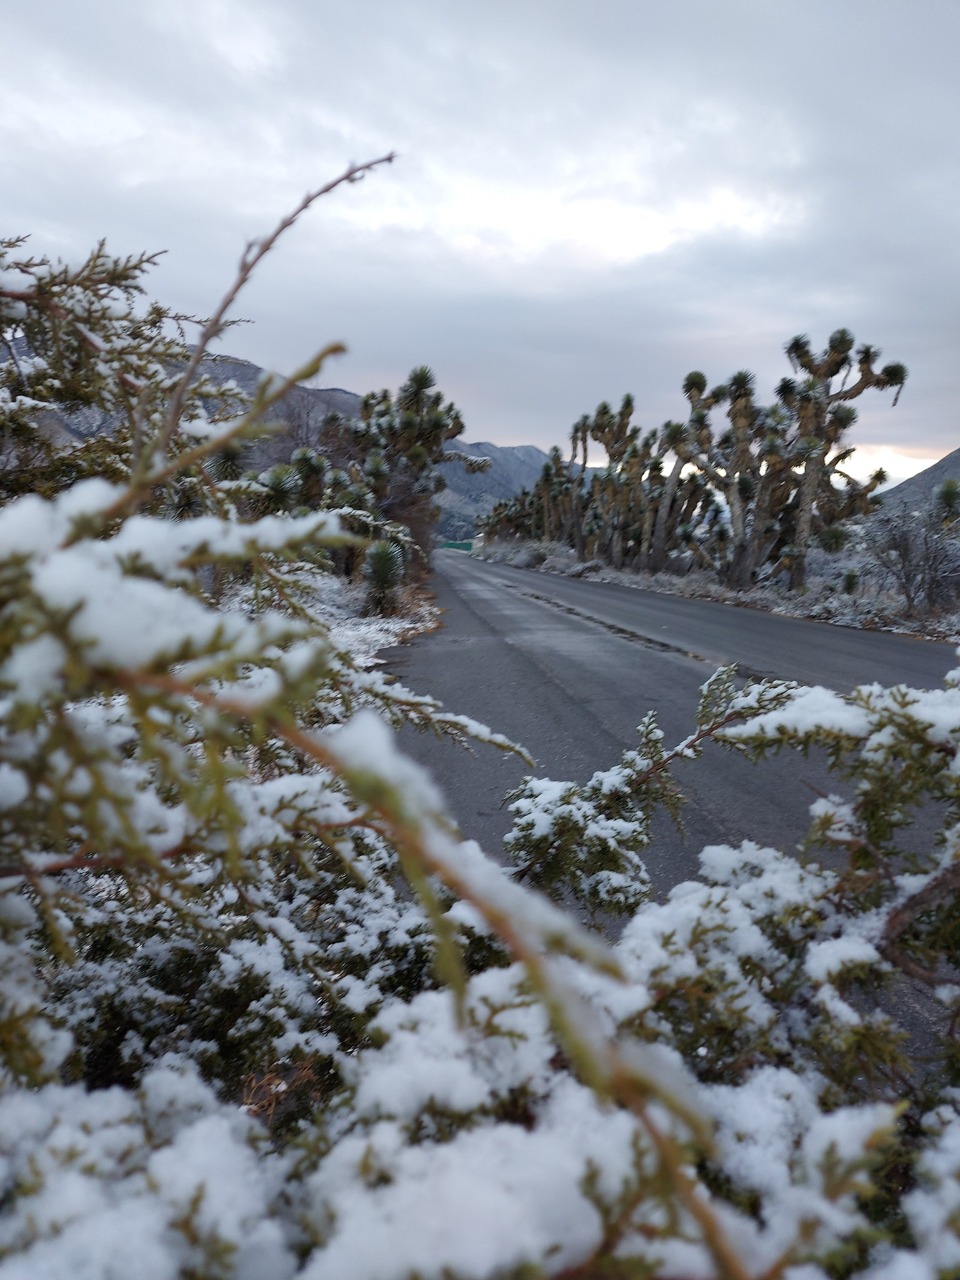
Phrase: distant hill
[
  {"left": 193, "top": 354, "right": 364, "bottom": 469},
  {"left": 876, "top": 447, "right": 960, "bottom": 511},
  {"left": 200, "top": 353, "right": 362, "bottom": 424},
  {"left": 30, "top": 346, "right": 547, "bottom": 538},
  {"left": 435, "top": 441, "right": 551, "bottom": 540},
  {"left": 39, "top": 348, "right": 364, "bottom": 463}
]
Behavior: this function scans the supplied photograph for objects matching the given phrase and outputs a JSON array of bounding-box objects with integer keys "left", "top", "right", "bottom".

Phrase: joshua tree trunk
[
  {"left": 789, "top": 447, "right": 824, "bottom": 590},
  {"left": 721, "top": 488, "right": 752, "bottom": 589},
  {"left": 568, "top": 437, "right": 586, "bottom": 560},
  {"left": 647, "top": 453, "right": 685, "bottom": 573}
]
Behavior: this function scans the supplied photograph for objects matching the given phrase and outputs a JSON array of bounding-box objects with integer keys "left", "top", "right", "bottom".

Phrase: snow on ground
[
  {"left": 476, "top": 539, "right": 960, "bottom": 643},
  {"left": 288, "top": 574, "right": 438, "bottom": 668}
]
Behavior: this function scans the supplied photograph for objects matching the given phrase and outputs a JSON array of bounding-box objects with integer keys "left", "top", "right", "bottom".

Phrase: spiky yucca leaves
[
  {"left": 364, "top": 538, "right": 405, "bottom": 615},
  {"left": 355, "top": 365, "right": 483, "bottom": 565}
]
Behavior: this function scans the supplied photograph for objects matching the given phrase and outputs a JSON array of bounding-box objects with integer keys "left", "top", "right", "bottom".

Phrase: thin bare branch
[{"left": 155, "top": 153, "right": 396, "bottom": 463}]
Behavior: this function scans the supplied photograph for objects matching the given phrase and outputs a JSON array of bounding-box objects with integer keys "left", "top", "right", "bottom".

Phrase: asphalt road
[{"left": 384, "top": 552, "right": 957, "bottom": 896}]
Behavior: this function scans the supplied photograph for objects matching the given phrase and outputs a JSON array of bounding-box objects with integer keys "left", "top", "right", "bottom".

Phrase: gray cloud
[{"left": 5, "top": 0, "right": 959, "bottom": 478}]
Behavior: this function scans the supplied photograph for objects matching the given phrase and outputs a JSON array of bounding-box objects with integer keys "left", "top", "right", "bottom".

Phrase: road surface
[{"left": 384, "top": 552, "right": 956, "bottom": 895}]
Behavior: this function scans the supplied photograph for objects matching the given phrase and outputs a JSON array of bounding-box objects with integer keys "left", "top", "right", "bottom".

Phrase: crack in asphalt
[{"left": 511, "top": 585, "right": 777, "bottom": 685}]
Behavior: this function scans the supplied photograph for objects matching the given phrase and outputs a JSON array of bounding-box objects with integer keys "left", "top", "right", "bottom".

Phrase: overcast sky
[{"left": 6, "top": 0, "right": 959, "bottom": 482}]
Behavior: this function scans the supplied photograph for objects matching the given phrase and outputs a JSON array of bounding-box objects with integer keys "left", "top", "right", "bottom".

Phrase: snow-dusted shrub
[
  {"left": 564, "top": 556, "right": 605, "bottom": 578},
  {"left": 476, "top": 537, "right": 574, "bottom": 570},
  {"left": 6, "top": 167, "right": 960, "bottom": 1280},
  {"left": 364, "top": 538, "right": 405, "bottom": 614},
  {"left": 865, "top": 501, "right": 960, "bottom": 616}
]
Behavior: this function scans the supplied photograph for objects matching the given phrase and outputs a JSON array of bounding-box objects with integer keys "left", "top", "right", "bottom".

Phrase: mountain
[
  {"left": 435, "top": 441, "right": 551, "bottom": 540},
  {"left": 190, "top": 354, "right": 364, "bottom": 470},
  {"left": 874, "top": 447, "right": 960, "bottom": 511},
  {"left": 200, "top": 353, "right": 362, "bottom": 423},
  {"left": 35, "top": 347, "right": 364, "bottom": 461},
  {"left": 27, "top": 344, "right": 546, "bottom": 538}
]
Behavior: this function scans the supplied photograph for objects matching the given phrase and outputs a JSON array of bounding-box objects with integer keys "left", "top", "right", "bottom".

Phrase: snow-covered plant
[
  {"left": 505, "top": 667, "right": 793, "bottom": 923},
  {"left": 356, "top": 365, "right": 490, "bottom": 567},
  {"left": 6, "top": 162, "right": 960, "bottom": 1280},
  {"left": 363, "top": 538, "right": 405, "bottom": 615},
  {"left": 865, "top": 500, "right": 960, "bottom": 615}
]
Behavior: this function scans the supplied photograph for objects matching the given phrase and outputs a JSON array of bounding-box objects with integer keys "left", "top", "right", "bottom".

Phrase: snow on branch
[{"left": 4, "top": 163, "right": 960, "bottom": 1280}]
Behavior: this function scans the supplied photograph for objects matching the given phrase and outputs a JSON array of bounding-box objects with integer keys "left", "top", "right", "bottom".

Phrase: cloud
[{"left": 4, "top": 0, "right": 959, "bottom": 474}]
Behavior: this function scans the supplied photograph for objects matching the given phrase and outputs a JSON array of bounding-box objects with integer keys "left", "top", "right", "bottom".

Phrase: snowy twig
[
  {"left": 881, "top": 861, "right": 960, "bottom": 983},
  {"left": 156, "top": 153, "right": 396, "bottom": 463}
]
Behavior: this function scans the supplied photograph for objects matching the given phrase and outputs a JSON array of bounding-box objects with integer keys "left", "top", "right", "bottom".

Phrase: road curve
[{"left": 384, "top": 552, "right": 956, "bottom": 895}]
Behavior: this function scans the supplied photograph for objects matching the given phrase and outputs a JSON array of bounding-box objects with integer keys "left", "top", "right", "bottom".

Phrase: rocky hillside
[
  {"left": 38, "top": 346, "right": 547, "bottom": 539},
  {"left": 196, "top": 357, "right": 553, "bottom": 539},
  {"left": 875, "top": 445, "right": 960, "bottom": 511},
  {"left": 189, "top": 354, "right": 364, "bottom": 470},
  {"left": 435, "top": 440, "right": 551, "bottom": 540},
  {"left": 45, "top": 348, "right": 362, "bottom": 457}
]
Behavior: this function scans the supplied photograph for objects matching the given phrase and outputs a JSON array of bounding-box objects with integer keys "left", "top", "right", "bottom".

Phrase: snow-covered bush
[
  {"left": 6, "top": 164, "right": 960, "bottom": 1279},
  {"left": 865, "top": 501, "right": 960, "bottom": 616},
  {"left": 475, "top": 536, "right": 576, "bottom": 571},
  {"left": 363, "top": 538, "right": 405, "bottom": 614}
]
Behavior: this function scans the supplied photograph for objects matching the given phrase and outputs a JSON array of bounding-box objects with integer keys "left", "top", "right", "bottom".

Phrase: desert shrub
[
  {"left": 865, "top": 501, "right": 960, "bottom": 614},
  {"left": 364, "top": 538, "right": 405, "bottom": 614},
  {"left": 817, "top": 524, "right": 851, "bottom": 552},
  {"left": 938, "top": 477, "right": 960, "bottom": 522}
]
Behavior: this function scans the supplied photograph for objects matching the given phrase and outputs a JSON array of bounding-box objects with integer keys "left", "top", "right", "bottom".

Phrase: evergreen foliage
[
  {"left": 364, "top": 539, "right": 405, "bottom": 615},
  {"left": 3, "top": 166, "right": 960, "bottom": 1279}
]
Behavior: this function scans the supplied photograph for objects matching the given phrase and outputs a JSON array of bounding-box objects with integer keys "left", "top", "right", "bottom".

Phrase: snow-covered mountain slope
[
  {"left": 875, "top": 446, "right": 960, "bottom": 511},
  {"left": 435, "top": 440, "right": 551, "bottom": 539}
]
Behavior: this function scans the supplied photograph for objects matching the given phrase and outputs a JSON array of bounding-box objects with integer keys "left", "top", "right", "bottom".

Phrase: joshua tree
[
  {"left": 645, "top": 418, "right": 690, "bottom": 573},
  {"left": 677, "top": 332, "right": 902, "bottom": 589},
  {"left": 670, "top": 369, "right": 773, "bottom": 588},
  {"left": 529, "top": 448, "right": 570, "bottom": 544},
  {"left": 566, "top": 413, "right": 591, "bottom": 558},
  {"left": 645, "top": 370, "right": 731, "bottom": 575},
  {"left": 778, "top": 329, "right": 906, "bottom": 589},
  {"left": 358, "top": 365, "right": 488, "bottom": 566},
  {"left": 483, "top": 330, "right": 901, "bottom": 591},
  {"left": 582, "top": 397, "right": 641, "bottom": 568}
]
